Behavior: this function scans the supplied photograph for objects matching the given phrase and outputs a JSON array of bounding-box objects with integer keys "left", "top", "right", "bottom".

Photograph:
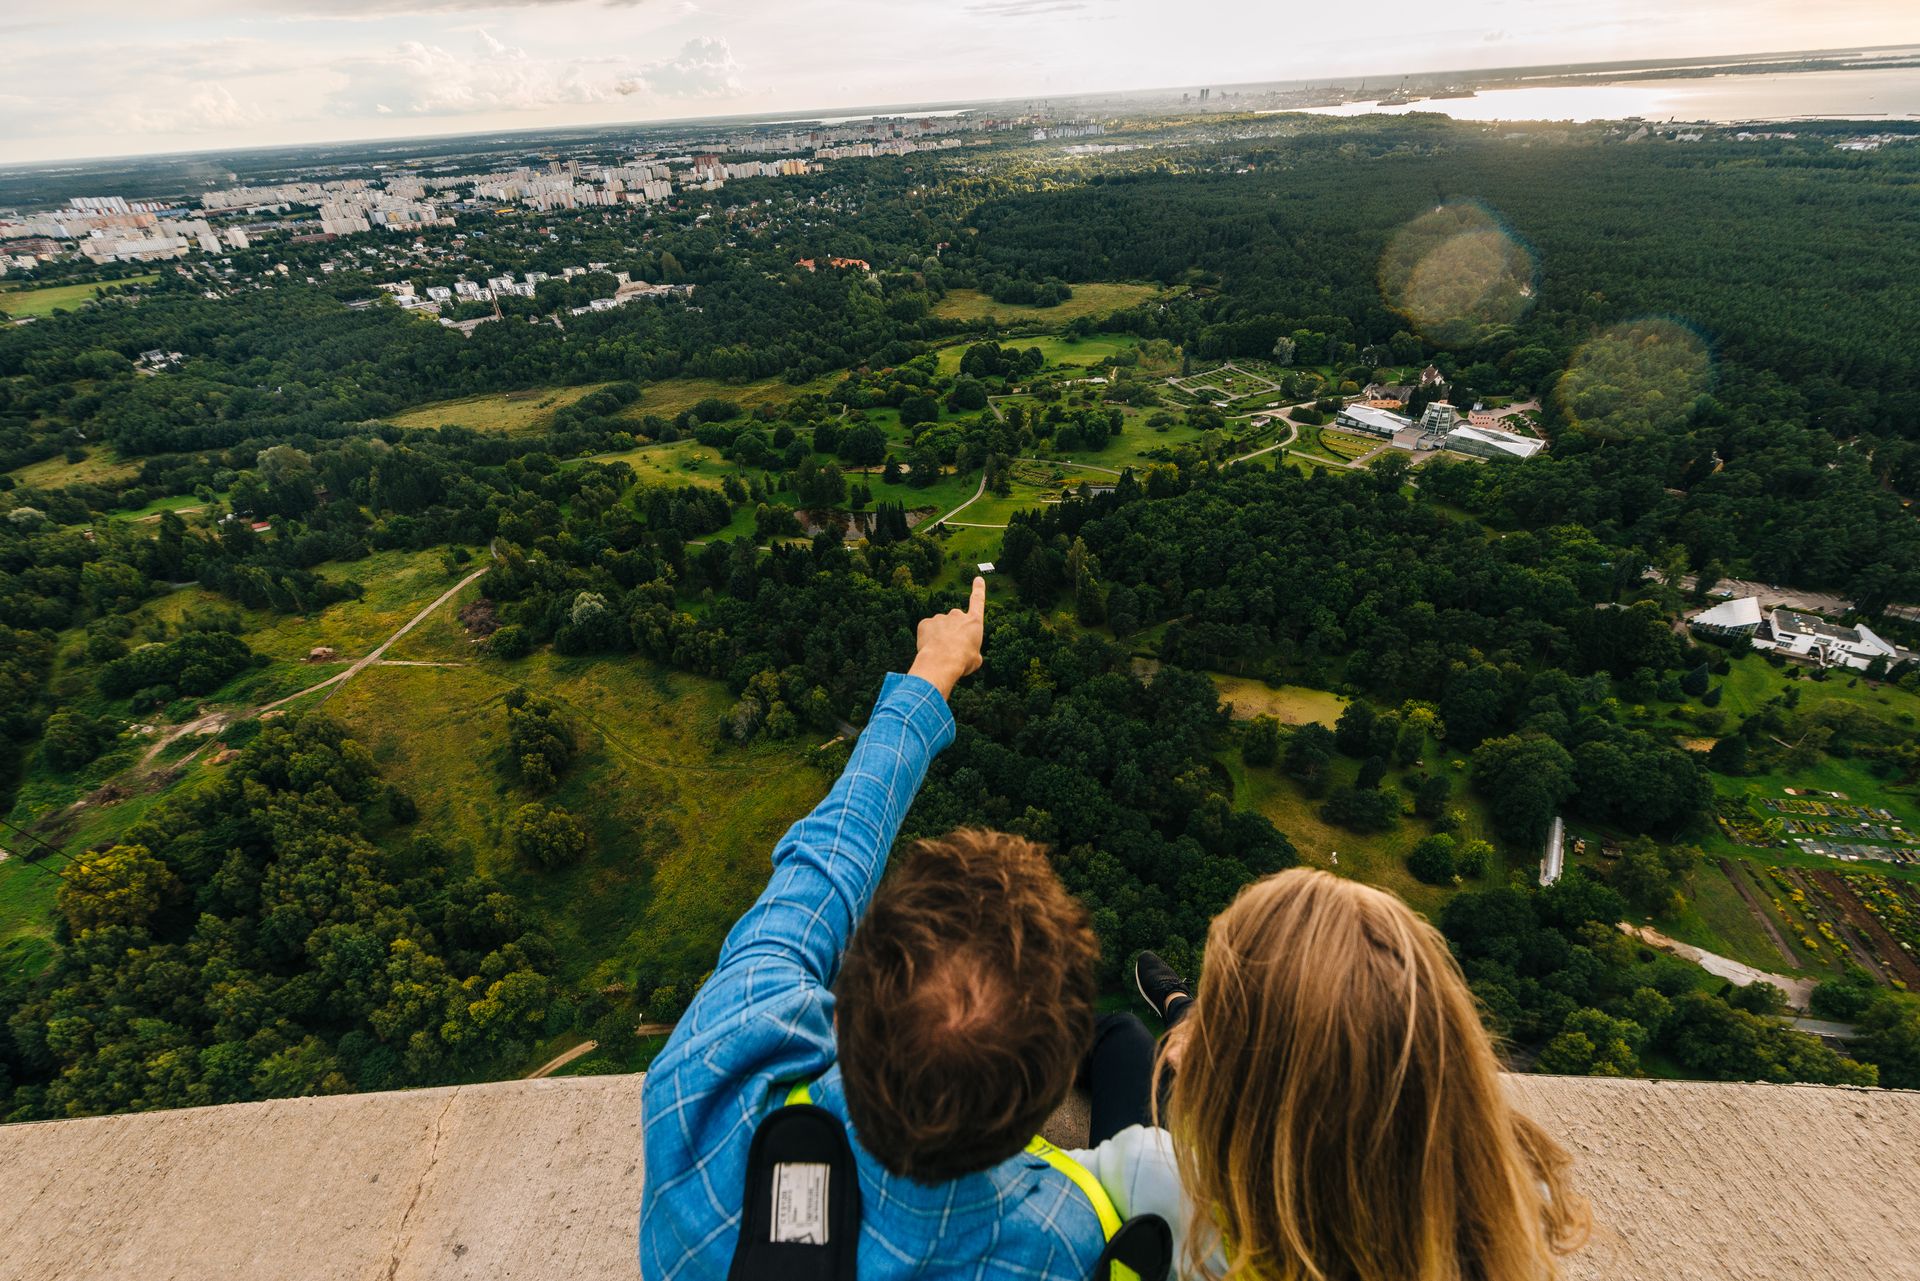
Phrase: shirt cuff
[{"left": 877, "top": 670, "right": 958, "bottom": 755}]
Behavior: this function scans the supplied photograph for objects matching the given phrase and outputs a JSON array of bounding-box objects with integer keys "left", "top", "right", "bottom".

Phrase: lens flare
[
  {"left": 1379, "top": 203, "right": 1536, "bottom": 348},
  {"left": 1555, "top": 319, "right": 1712, "bottom": 441}
]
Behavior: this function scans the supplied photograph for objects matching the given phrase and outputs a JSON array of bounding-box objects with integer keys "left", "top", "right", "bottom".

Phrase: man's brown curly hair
[{"left": 835, "top": 829, "right": 1098, "bottom": 1184}]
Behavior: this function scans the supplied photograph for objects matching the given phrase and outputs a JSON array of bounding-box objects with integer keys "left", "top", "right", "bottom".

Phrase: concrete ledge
[{"left": 2, "top": 1073, "right": 1917, "bottom": 1279}]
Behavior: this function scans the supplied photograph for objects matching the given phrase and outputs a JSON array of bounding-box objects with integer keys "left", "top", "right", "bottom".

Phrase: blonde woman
[{"left": 1068, "top": 868, "right": 1590, "bottom": 1281}]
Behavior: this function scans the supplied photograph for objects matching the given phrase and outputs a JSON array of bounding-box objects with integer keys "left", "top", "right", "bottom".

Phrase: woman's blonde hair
[{"left": 1165, "top": 868, "right": 1589, "bottom": 1281}]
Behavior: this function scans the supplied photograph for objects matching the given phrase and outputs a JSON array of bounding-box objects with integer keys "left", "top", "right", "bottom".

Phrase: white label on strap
[{"left": 770, "top": 1161, "right": 830, "bottom": 1244}]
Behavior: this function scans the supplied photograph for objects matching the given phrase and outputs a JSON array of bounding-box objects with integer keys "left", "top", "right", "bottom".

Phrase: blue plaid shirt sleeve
[{"left": 639, "top": 672, "right": 956, "bottom": 1279}]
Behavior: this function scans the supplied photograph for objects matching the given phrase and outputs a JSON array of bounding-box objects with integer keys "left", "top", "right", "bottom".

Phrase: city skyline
[{"left": 2, "top": 0, "right": 1917, "bottom": 165}]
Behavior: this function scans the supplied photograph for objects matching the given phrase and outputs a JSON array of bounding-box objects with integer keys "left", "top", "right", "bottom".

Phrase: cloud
[
  {"left": 268, "top": 0, "right": 643, "bottom": 16},
  {"left": 125, "top": 83, "right": 270, "bottom": 135},
  {"left": 964, "top": 0, "right": 1088, "bottom": 14},
  {"left": 324, "top": 31, "right": 741, "bottom": 117},
  {"left": 616, "top": 36, "right": 742, "bottom": 99},
  {"left": 329, "top": 32, "right": 636, "bottom": 115}
]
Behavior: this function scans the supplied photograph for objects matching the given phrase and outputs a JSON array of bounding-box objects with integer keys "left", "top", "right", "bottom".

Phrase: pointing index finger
[{"left": 967, "top": 575, "right": 987, "bottom": 621}]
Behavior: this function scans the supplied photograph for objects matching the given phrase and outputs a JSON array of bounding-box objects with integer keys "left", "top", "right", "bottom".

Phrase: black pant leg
[{"left": 1084, "top": 1011, "right": 1157, "bottom": 1145}]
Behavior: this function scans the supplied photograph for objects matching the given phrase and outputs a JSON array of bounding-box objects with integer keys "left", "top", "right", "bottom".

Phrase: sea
[{"left": 1285, "top": 67, "right": 1920, "bottom": 124}]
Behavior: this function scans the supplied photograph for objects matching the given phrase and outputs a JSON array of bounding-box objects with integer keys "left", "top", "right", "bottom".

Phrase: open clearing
[
  {"left": 387, "top": 384, "right": 611, "bottom": 433},
  {"left": 0, "top": 274, "right": 160, "bottom": 318},
  {"left": 326, "top": 654, "right": 826, "bottom": 989},
  {"left": 387, "top": 374, "right": 835, "bottom": 435},
  {"left": 1226, "top": 750, "right": 1507, "bottom": 917},
  {"left": 8, "top": 447, "right": 143, "bottom": 489},
  {"left": 930, "top": 283, "right": 1163, "bottom": 325},
  {"left": 1210, "top": 676, "right": 1349, "bottom": 726}
]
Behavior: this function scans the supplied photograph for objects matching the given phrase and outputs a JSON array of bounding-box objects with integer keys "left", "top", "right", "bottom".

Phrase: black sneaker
[{"left": 1134, "top": 950, "right": 1192, "bottom": 1023}]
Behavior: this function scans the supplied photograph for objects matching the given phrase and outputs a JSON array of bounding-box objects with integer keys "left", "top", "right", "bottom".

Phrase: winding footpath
[{"left": 139, "top": 559, "right": 492, "bottom": 767}]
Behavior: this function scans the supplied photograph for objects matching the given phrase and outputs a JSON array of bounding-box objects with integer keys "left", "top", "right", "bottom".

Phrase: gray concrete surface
[{"left": 2, "top": 1073, "right": 1918, "bottom": 1280}]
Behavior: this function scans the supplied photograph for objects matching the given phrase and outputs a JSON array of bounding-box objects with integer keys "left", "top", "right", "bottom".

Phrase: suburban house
[{"left": 1441, "top": 423, "right": 1546, "bottom": 460}]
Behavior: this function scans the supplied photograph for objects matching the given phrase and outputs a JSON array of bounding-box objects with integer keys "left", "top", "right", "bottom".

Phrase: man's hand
[{"left": 907, "top": 576, "right": 987, "bottom": 700}]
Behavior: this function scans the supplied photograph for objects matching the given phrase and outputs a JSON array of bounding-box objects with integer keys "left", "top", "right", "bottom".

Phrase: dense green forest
[{"left": 4, "top": 116, "right": 1920, "bottom": 1119}]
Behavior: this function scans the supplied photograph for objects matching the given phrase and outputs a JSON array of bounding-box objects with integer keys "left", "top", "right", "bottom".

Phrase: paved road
[
  {"left": 1620, "top": 923, "right": 1817, "bottom": 1009},
  {"left": 931, "top": 472, "right": 989, "bottom": 528},
  {"left": 1790, "top": 1017, "right": 1861, "bottom": 1041}
]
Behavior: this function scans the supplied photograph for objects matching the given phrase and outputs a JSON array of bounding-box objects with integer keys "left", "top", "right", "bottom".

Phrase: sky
[{"left": 1, "top": 1, "right": 1916, "bottom": 164}]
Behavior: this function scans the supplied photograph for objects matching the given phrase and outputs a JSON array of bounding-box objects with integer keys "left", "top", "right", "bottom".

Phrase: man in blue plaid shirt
[{"left": 639, "top": 578, "right": 1110, "bottom": 1279}]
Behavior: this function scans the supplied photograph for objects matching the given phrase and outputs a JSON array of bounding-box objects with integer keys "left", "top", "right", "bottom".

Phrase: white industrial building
[
  {"left": 1336, "top": 403, "right": 1412, "bottom": 437},
  {"left": 1442, "top": 423, "right": 1546, "bottom": 460},
  {"left": 1693, "top": 598, "right": 1917, "bottom": 672}
]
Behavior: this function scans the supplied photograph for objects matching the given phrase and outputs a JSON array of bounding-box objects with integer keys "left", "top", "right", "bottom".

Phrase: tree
[
  {"left": 1322, "top": 785, "right": 1399, "bottom": 832},
  {"left": 1408, "top": 834, "right": 1457, "bottom": 885},
  {"left": 838, "top": 424, "right": 887, "bottom": 467},
  {"left": 509, "top": 803, "right": 589, "bottom": 870},
  {"left": 1334, "top": 700, "right": 1376, "bottom": 757},
  {"left": 42, "top": 709, "right": 111, "bottom": 772},
  {"left": 1242, "top": 715, "right": 1280, "bottom": 767},
  {"left": 1271, "top": 336, "right": 1296, "bottom": 367},
  {"left": 58, "top": 844, "right": 180, "bottom": 933},
  {"left": 1455, "top": 837, "right": 1493, "bottom": 879},
  {"left": 1471, "top": 734, "right": 1575, "bottom": 845},
  {"left": 1413, "top": 773, "right": 1451, "bottom": 819},
  {"left": 1284, "top": 724, "right": 1336, "bottom": 796},
  {"left": 1856, "top": 990, "right": 1920, "bottom": 1089}
]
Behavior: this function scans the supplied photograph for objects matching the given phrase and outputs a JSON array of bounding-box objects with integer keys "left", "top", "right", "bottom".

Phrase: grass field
[
  {"left": 934, "top": 332, "right": 1143, "bottom": 377},
  {"left": 8, "top": 446, "right": 142, "bottom": 489},
  {"left": 624, "top": 373, "right": 839, "bottom": 420},
  {"left": 0, "top": 274, "right": 160, "bottom": 318},
  {"left": 576, "top": 439, "right": 733, "bottom": 490},
  {"left": 389, "top": 375, "right": 838, "bottom": 436},
  {"left": 1225, "top": 749, "right": 1505, "bottom": 918},
  {"left": 324, "top": 653, "right": 827, "bottom": 989},
  {"left": 1210, "top": 676, "right": 1349, "bottom": 726},
  {"left": 386, "top": 384, "right": 613, "bottom": 433},
  {"left": 138, "top": 547, "right": 479, "bottom": 667},
  {"left": 930, "top": 284, "right": 1164, "bottom": 325}
]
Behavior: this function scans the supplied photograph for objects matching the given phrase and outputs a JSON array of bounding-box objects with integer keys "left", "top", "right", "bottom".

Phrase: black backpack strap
[
  {"left": 727, "top": 1102, "right": 862, "bottom": 1281},
  {"left": 1092, "top": 1213, "right": 1174, "bottom": 1281}
]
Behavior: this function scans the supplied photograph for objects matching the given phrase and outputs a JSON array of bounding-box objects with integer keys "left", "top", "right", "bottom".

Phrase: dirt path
[
  {"left": 525, "top": 1040, "right": 598, "bottom": 1079},
  {"left": 139, "top": 561, "right": 492, "bottom": 767},
  {"left": 1716, "top": 858, "right": 1798, "bottom": 968}
]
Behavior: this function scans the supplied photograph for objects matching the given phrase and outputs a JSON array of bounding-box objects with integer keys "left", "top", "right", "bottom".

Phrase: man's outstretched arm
[{"left": 644, "top": 579, "right": 988, "bottom": 1094}]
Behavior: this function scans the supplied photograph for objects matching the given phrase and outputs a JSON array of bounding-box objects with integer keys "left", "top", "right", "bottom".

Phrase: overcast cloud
[{"left": 0, "top": 0, "right": 1914, "bottom": 163}]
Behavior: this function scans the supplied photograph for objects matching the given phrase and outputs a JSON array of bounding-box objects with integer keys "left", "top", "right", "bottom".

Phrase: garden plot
[{"left": 1167, "top": 361, "right": 1283, "bottom": 403}]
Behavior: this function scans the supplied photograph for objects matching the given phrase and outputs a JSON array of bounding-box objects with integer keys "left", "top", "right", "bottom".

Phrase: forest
[{"left": 4, "top": 115, "right": 1920, "bottom": 1119}]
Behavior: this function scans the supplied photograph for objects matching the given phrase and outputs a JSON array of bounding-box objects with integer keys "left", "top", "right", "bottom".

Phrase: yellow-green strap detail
[
  {"left": 785, "top": 1081, "right": 813, "bottom": 1106},
  {"left": 1026, "top": 1135, "right": 1121, "bottom": 1239}
]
